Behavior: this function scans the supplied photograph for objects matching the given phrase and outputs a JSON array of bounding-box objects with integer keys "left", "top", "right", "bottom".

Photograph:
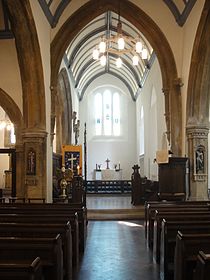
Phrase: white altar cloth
[{"left": 94, "top": 169, "right": 122, "bottom": 180}]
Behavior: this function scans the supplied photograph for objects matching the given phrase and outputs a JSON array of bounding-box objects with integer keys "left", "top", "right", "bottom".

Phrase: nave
[
  {"left": 75, "top": 195, "right": 159, "bottom": 280},
  {"left": 76, "top": 220, "right": 159, "bottom": 280}
]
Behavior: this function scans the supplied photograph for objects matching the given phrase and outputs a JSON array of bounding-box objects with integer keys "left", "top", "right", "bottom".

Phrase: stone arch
[
  {"left": 0, "top": 88, "right": 24, "bottom": 197},
  {"left": 4, "top": 0, "right": 48, "bottom": 200},
  {"left": 5, "top": 0, "right": 46, "bottom": 130},
  {"left": 55, "top": 68, "right": 73, "bottom": 153},
  {"left": 186, "top": 0, "right": 210, "bottom": 200},
  {"left": 186, "top": 0, "right": 210, "bottom": 127},
  {"left": 0, "top": 88, "right": 23, "bottom": 144},
  {"left": 51, "top": 0, "right": 181, "bottom": 155}
]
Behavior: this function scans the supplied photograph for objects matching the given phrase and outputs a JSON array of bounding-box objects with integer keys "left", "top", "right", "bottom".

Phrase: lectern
[{"left": 158, "top": 157, "right": 189, "bottom": 200}]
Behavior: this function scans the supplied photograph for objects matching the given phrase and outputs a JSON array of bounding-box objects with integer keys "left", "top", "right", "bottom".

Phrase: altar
[{"left": 94, "top": 169, "right": 122, "bottom": 180}]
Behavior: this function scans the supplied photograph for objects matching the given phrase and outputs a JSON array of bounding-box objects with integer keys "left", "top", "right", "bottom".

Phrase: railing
[{"left": 86, "top": 180, "right": 132, "bottom": 194}]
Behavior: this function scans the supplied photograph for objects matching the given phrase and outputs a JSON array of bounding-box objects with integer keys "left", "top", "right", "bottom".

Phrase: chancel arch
[{"left": 51, "top": 0, "right": 182, "bottom": 156}]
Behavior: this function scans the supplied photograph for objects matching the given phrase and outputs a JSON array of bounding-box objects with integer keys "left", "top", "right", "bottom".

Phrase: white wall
[
  {"left": 80, "top": 74, "right": 136, "bottom": 180},
  {"left": 136, "top": 58, "right": 166, "bottom": 180}
]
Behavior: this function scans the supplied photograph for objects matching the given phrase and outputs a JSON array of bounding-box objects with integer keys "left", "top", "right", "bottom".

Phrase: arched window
[{"left": 94, "top": 90, "right": 121, "bottom": 136}]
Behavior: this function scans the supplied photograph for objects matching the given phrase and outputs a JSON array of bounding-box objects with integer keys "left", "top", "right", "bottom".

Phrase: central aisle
[{"left": 75, "top": 220, "right": 160, "bottom": 280}]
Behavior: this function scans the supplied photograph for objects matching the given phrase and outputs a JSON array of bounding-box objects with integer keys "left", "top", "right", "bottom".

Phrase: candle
[{"left": 77, "top": 165, "right": 80, "bottom": 175}]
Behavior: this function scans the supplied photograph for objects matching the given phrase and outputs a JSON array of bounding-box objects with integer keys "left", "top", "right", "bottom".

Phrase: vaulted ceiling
[
  {"left": 65, "top": 11, "right": 154, "bottom": 101},
  {"left": 0, "top": 0, "right": 197, "bottom": 100}
]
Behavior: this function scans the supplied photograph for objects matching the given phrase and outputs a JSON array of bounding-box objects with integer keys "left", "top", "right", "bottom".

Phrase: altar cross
[
  {"left": 68, "top": 154, "right": 77, "bottom": 170},
  {"left": 105, "top": 158, "right": 110, "bottom": 169}
]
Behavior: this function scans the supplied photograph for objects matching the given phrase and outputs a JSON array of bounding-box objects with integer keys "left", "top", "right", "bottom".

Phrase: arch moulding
[{"left": 51, "top": 0, "right": 182, "bottom": 155}]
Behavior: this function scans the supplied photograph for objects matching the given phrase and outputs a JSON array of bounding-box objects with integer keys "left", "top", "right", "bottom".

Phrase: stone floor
[
  {"left": 86, "top": 194, "right": 144, "bottom": 220},
  {"left": 86, "top": 194, "right": 142, "bottom": 209},
  {"left": 75, "top": 195, "right": 160, "bottom": 280}
]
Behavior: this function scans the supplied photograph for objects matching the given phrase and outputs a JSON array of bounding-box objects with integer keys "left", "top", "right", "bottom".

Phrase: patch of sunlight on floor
[{"left": 118, "top": 221, "right": 144, "bottom": 227}]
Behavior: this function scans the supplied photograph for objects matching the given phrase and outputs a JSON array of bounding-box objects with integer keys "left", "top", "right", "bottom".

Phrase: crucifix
[
  {"left": 105, "top": 158, "right": 110, "bottom": 169},
  {"left": 68, "top": 154, "right": 77, "bottom": 170}
]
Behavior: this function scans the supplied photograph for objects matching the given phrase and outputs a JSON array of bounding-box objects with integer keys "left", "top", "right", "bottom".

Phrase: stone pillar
[
  {"left": 22, "top": 130, "right": 47, "bottom": 199},
  {"left": 186, "top": 125, "right": 209, "bottom": 200}
]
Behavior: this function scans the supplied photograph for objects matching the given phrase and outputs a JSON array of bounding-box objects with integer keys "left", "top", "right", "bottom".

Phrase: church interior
[{"left": 0, "top": 0, "right": 210, "bottom": 279}]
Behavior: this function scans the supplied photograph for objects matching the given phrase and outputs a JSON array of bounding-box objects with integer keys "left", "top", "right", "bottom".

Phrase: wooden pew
[
  {"left": 160, "top": 220, "right": 210, "bottom": 280},
  {"left": 0, "top": 257, "right": 43, "bottom": 280},
  {"left": 153, "top": 210, "right": 210, "bottom": 263},
  {"left": 0, "top": 234, "right": 63, "bottom": 280},
  {"left": 146, "top": 202, "right": 210, "bottom": 249},
  {"left": 174, "top": 231, "right": 210, "bottom": 280},
  {"left": 0, "top": 222, "right": 73, "bottom": 280},
  {"left": 193, "top": 251, "right": 210, "bottom": 280},
  {"left": 144, "top": 201, "right": 210, "bottom": 240},
  {"left": 0, "top": 203, "right": 87, "bottom": 252},
  {"left": 0, "top": 204, "right": 85, "bottom": 253},
  {"left": 0, "top": 213, "right": 79, "bottom": 268}
]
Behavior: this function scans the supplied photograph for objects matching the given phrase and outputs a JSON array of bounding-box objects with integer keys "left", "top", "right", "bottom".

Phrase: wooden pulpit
[{"left": 158, "top": 157, "right": 189, "bottom": 201}]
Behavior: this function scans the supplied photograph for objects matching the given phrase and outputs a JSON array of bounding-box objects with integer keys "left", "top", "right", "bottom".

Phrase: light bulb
[
  {"left": 132, "top": 55, "right": 139, "bottom": 66},
  {"left": 118, "top": 37, "right": 125, "bottom": 50},
  {"left": 136, "top": 41, "right": 143, "bottom": 53},
  {"left": 99, "top": 41, "right": 106, "bottom": 53},
  {"left": 116, "top": 57, "right": 122, "bottom": 68},
  {"left": 93, "top": 49, "right": 99, "bottom": 60},
  {"left": 100, "top": 55, "right": 106, "bottom": 66},
  {"left": 142, "top": 48, "right": 148, "bottom": 59}
]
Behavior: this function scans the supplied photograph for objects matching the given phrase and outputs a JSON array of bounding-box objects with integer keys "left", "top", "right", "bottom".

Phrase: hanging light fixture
[{"left": 92, "top": 11, "right": 148, "bottom": 68}]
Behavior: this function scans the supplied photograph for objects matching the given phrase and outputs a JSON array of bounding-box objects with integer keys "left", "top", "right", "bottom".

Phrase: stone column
[
  {"left": 22, "top": 130, "right": 47, "bottom": 199},
  {"left": 186, "top": 125, "right": 209, "bottom": 200}
]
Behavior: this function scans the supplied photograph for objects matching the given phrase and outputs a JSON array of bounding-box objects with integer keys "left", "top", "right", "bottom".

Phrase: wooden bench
[
  {"left": 193, "top": 251, "right": 210, "bottom": 280},
  {"left": 146, "top": 202, "right": 210, "bottom": 249},
  {"left": 0, "top": 234, "right": 63, "bottom": 280},
  {"left": 0, "top": 203, "right": 87, "bottom": 252},
  {"left": 0, "top": 221, "right": 73, "bottom": 280},
  {"left": 153, "top": 209, "right": 210, "bottom": 263},
  {"left": 0, "top": 257, "right": 43, "bottom": 280},
  {"left": 160, "top": 220, "right": 210, "bottom": 280},
  {"left": 174, "top": 231, "right": 210, "bottom": 280},
  {"left": 144, "top": 201, "right": 210, "bottom": 241},
  {"left": 0, "top": 213, "right": 79, "bottom": 268},
  {"left": 0, "top": 204, "right": 85, "bottom": 252}
]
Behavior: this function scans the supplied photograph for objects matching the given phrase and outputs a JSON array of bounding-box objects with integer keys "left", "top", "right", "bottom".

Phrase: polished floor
[
  {"left": 75, "top": 195, "right": 160, "bottom": 280},
  {"left": 86, "top": 194, "right": 143, "bottom": 209}
]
